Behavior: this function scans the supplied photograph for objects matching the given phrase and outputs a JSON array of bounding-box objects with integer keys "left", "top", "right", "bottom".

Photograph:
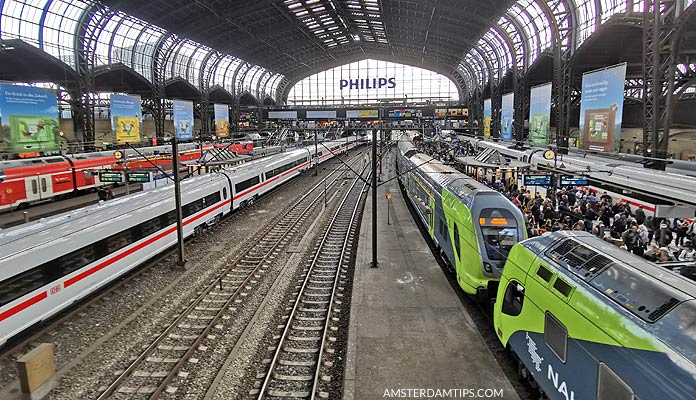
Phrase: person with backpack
[{"left": 676, "top": 218, "right": 690, "bottom": 247}]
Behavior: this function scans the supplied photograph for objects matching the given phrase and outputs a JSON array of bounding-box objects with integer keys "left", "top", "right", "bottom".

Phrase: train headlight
[{"left": 483, "top": 262, "right": 493, "bottom": 273}]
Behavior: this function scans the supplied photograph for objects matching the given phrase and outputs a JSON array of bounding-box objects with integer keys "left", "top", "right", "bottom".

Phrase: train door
[{"left": 25, "top": 175, "right": 51, "bottom": 201}]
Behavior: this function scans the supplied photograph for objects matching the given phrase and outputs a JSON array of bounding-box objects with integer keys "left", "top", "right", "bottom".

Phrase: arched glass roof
[
  {"left": 0, "top": 0, "right": 284, "bottom": 100},
  {"left": 287, "top": 59, "right": 459, "bottom": 106}
]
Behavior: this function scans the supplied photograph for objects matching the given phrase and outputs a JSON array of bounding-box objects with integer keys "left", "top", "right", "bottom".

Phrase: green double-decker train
[
  {"left": 495, "top": 230, "right": 696, "bottom": 400},
  {"left": 396, "top": 137, "right": 526, "bottom": 298}
]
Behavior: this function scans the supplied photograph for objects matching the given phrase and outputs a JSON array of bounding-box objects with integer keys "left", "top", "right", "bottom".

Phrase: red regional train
[
  {"left": 0, "top": 143, "right": 213, "bottom": 211},
  {"left": 213, "top": 141, "right": 254, "bottom": 154}
]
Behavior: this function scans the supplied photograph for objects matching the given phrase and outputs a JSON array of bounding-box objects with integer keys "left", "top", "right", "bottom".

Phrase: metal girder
[
  {"left": 643, "top": 0, "right": 682, "bottom": 164},
  {"left": 535, "top": 0, "right": 575, "bottom": 154},
  {"left": 494, "top": 21, "right": 527, "bottom": 143}
]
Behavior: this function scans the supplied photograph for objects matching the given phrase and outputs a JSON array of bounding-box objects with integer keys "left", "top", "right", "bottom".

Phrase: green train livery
[
  {"left": 495, "top": 230, "right": 696, "bottom": 400},
  {"left": 396, "top": 135, "right": 527, "bottom": 298}
]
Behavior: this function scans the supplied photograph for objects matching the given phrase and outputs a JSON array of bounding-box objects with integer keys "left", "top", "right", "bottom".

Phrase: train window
[
  {"left": 544, "top": 312, "right": 568, "bottom": 362},
  {"left": 222, "top": 187, "right": 228, "bottom": 200},
  {"left": 184, "top": 199, "right": 205, "bottom": 217},
  {"left": 597, "top": 363, "right": 634, "bottom": 400},
  {"left": 501, "top": 281, "right": 524, "bottom": 316},
  {"left": 479, "top": 208, "right": 518, "bottom": 261},
  {"left": 205, "top": 192, "right": 221, "bottom": 206},
  {"left": 553, "top": 277, "right": 573, "bottom": 297},
  {"left": 105, "top": 230, "right": 134, "bottom": 253},
  {"left": 440, "top": 219, "right": 447, "bottom": 242},
  {"left": 31, "top": 180, "right": 38, "bottom": 194},
  {"left": 235, "top": 176, "right": 260, "bottom": 193},
  {"left": 453, "top": 223, "right": 461, "bottom": 261},
  {"left": 0, "top": 267, "right": 49, "bottom": 307},
  {"left": 536, "top": 265, "right": 554, "bottom": 282},
  {"left": 140, "top": 217, "right": 162, "bottom": 237},
  {"left": 162, "top": 210, "right": 177, "bottom": 227},
  {"left": 40, "top": 178, "right": 47, "bottom": 192},
  {"left": 57, "top": 245, "right": 98, "bottom": 275}
]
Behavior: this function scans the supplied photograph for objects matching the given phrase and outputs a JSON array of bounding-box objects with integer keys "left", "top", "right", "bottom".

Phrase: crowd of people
[
  {"left": 415, "top": 138, "right": 696, "bottom": 265},
  {"left": 484, "top": 177, "right": 696, "bottom": 263}
]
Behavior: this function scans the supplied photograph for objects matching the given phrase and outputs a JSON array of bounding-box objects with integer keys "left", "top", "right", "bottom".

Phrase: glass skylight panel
[
  {"left": 498, "top": 16, "right": 525, "bottom": 70},
  {"left": 576, "top": 0, "right": 597, "bottom": 46}
]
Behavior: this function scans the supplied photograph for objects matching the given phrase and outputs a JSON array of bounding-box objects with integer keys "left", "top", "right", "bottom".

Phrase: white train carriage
[
  {"left": 0, "top": 137, "right": 361, "bottom": 345},
  {"left": 0, "top": 173, "right": 231, "bottom": 344}
]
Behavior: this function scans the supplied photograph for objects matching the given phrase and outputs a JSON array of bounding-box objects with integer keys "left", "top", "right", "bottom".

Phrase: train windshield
[{"left": 479, "top": 208, "right": 519, "bottom": 260}]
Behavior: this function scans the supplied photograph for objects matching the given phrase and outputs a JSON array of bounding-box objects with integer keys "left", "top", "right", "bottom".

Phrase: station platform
[{"left": 343, "top": 148, "right": 520, "bottom": 400}]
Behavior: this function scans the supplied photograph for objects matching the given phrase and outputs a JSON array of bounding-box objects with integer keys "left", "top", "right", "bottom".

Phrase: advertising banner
[
  {"left": 173, "top": 99, "right": 194, "bottom": 140},
  {"left": 579, "top": 63, "right": 626, "bottom": 152},
  {"left": 483, "top": 99, "right": 492, "bottom": 138},
  {"left": 110, "top": 94, "right": 142, "bottom": 144},
  {"left": 346, "top": 109, "right": 379, "bottom": 119},
  {"left": 213, "top": 104, "right": 229, "bottom": 138},
  {"left": 388, "top": 109, "right": 421, "bottom": 118},
  {"left": 0, "top": 84, "right": 59, "bottom": 154},
  {"left": 501, "top": 93, "right": 514, "bottom": 141},
  {"left": 268, "top": 111, "right": 298, "bottom": 119},
  {"left": 447, "top": 108, "right": 469, "bottom": 117},
  {"left": 528, "top": 83, "right": 552, "bottom": 146},
  {"left": 306, "top": 110, "right": 337, "bottom": 119}
]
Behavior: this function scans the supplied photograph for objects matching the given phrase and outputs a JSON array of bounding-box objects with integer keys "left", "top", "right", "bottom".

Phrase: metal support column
[
  {"left": 172, "top": 136, "right": 187, "bottom": 268},
  {"left": 643, "top": 0, "right": 680, "bottom": 166},
  {"left": 314, "top": 131, "right": 318, "bottom": 176},
  {"left": 371, "top": 128, "right": 378, "bottom": 268}
]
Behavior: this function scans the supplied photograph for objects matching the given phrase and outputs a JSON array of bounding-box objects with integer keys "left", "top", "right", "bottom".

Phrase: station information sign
[
  {"left": 126, "top": 172, "right": 151, "bottom": 183},
  {"left": 524, "top": 175, "right": 551, "bottom": 186},
  {"left": 99, "top": 171, "right": 123, "bottom": 183},
  {"left": 560, "top": 176, "right": 589, "bottom": 186}
]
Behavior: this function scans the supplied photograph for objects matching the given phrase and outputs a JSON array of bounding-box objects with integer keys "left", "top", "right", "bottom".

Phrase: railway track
[
  {"left": 250, "top": 167, "right": 369, "bottom": 399},
  {"left": 94, "top": 151, "right": 365, "bottom": 399}
]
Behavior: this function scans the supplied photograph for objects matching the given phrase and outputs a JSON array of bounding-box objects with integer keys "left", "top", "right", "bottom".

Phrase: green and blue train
[
  {"left": 495, "top": 230, "right": 696, "bottom": 400},
  {"left": 396, "top": 137, "right": 526, "bottom": 298},
  {"left": 398, "top": 135, "right": 696, "bottom": 399}
]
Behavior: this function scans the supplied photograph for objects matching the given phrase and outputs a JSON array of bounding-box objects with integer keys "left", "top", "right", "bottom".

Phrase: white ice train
[
  {"left": 458, "top": 136, "right": 696, "bottom": 213},
  {"left": 0, "top": 137, "right": 359, "bottom": 345}
]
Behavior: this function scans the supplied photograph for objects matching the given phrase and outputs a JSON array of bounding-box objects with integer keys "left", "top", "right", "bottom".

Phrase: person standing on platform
[
  {"left": 97, "top": 186, "right": 108, "bottom": 201},
  {"left": 635, "top": 206, "right": 646, "bottom": 226}
]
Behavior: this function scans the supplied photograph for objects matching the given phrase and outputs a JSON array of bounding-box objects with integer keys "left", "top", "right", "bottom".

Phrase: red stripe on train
[
  {"left": 1, "top": 145, "right": 353, "bottom": 320},
  {"left": 63, "top": 199, "right": 232, "bottom": 288},
  {"left": 233, "top": 147, "right": 346, "bottom": 201},
  {"left": 0, "top": 292, "right": 48, "bottom": 322}
]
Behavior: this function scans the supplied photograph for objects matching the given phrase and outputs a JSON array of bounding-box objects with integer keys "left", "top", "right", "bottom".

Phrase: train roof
[
  {"left": 465, "top": 137, "right": 696, "bottom": 207},
  {"left": 524, "top": 231, "right": 696, "bottom": 297},
  {"left": 0, "top": 156, "right": 68, "bottom": 169},
  {"left": 0, "top": 173, "right": 222, "bottom": 252},
  {"left": 521, "top": 230, "right": 696, "bottom": 364},
  {"left": 399, "top": 138, "right": 503, "bottom": 203}
]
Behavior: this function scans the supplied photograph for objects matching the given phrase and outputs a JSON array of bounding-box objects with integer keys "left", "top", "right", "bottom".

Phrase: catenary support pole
[
  {"left": 172, "top": 136, "right": 187, "bottom": 268},
  {"left": 371, "top": 128, "right": 378, "bottom": 268},
  {"left": 314, "top": 131, "right": 319, "bottom": 176}
]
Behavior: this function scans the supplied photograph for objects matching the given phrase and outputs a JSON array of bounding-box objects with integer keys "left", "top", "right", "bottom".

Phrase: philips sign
[{"left": 340, "top": 78, "right": 396, "bottom": 90}]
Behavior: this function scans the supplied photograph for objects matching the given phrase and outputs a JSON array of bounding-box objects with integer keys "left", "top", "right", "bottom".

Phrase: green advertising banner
[
  {"left": 528, "top": 82, "right": 552, "bottom": 145},
  {"left": 0, "top": 84, "right": 59, "bottom": 155}
]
